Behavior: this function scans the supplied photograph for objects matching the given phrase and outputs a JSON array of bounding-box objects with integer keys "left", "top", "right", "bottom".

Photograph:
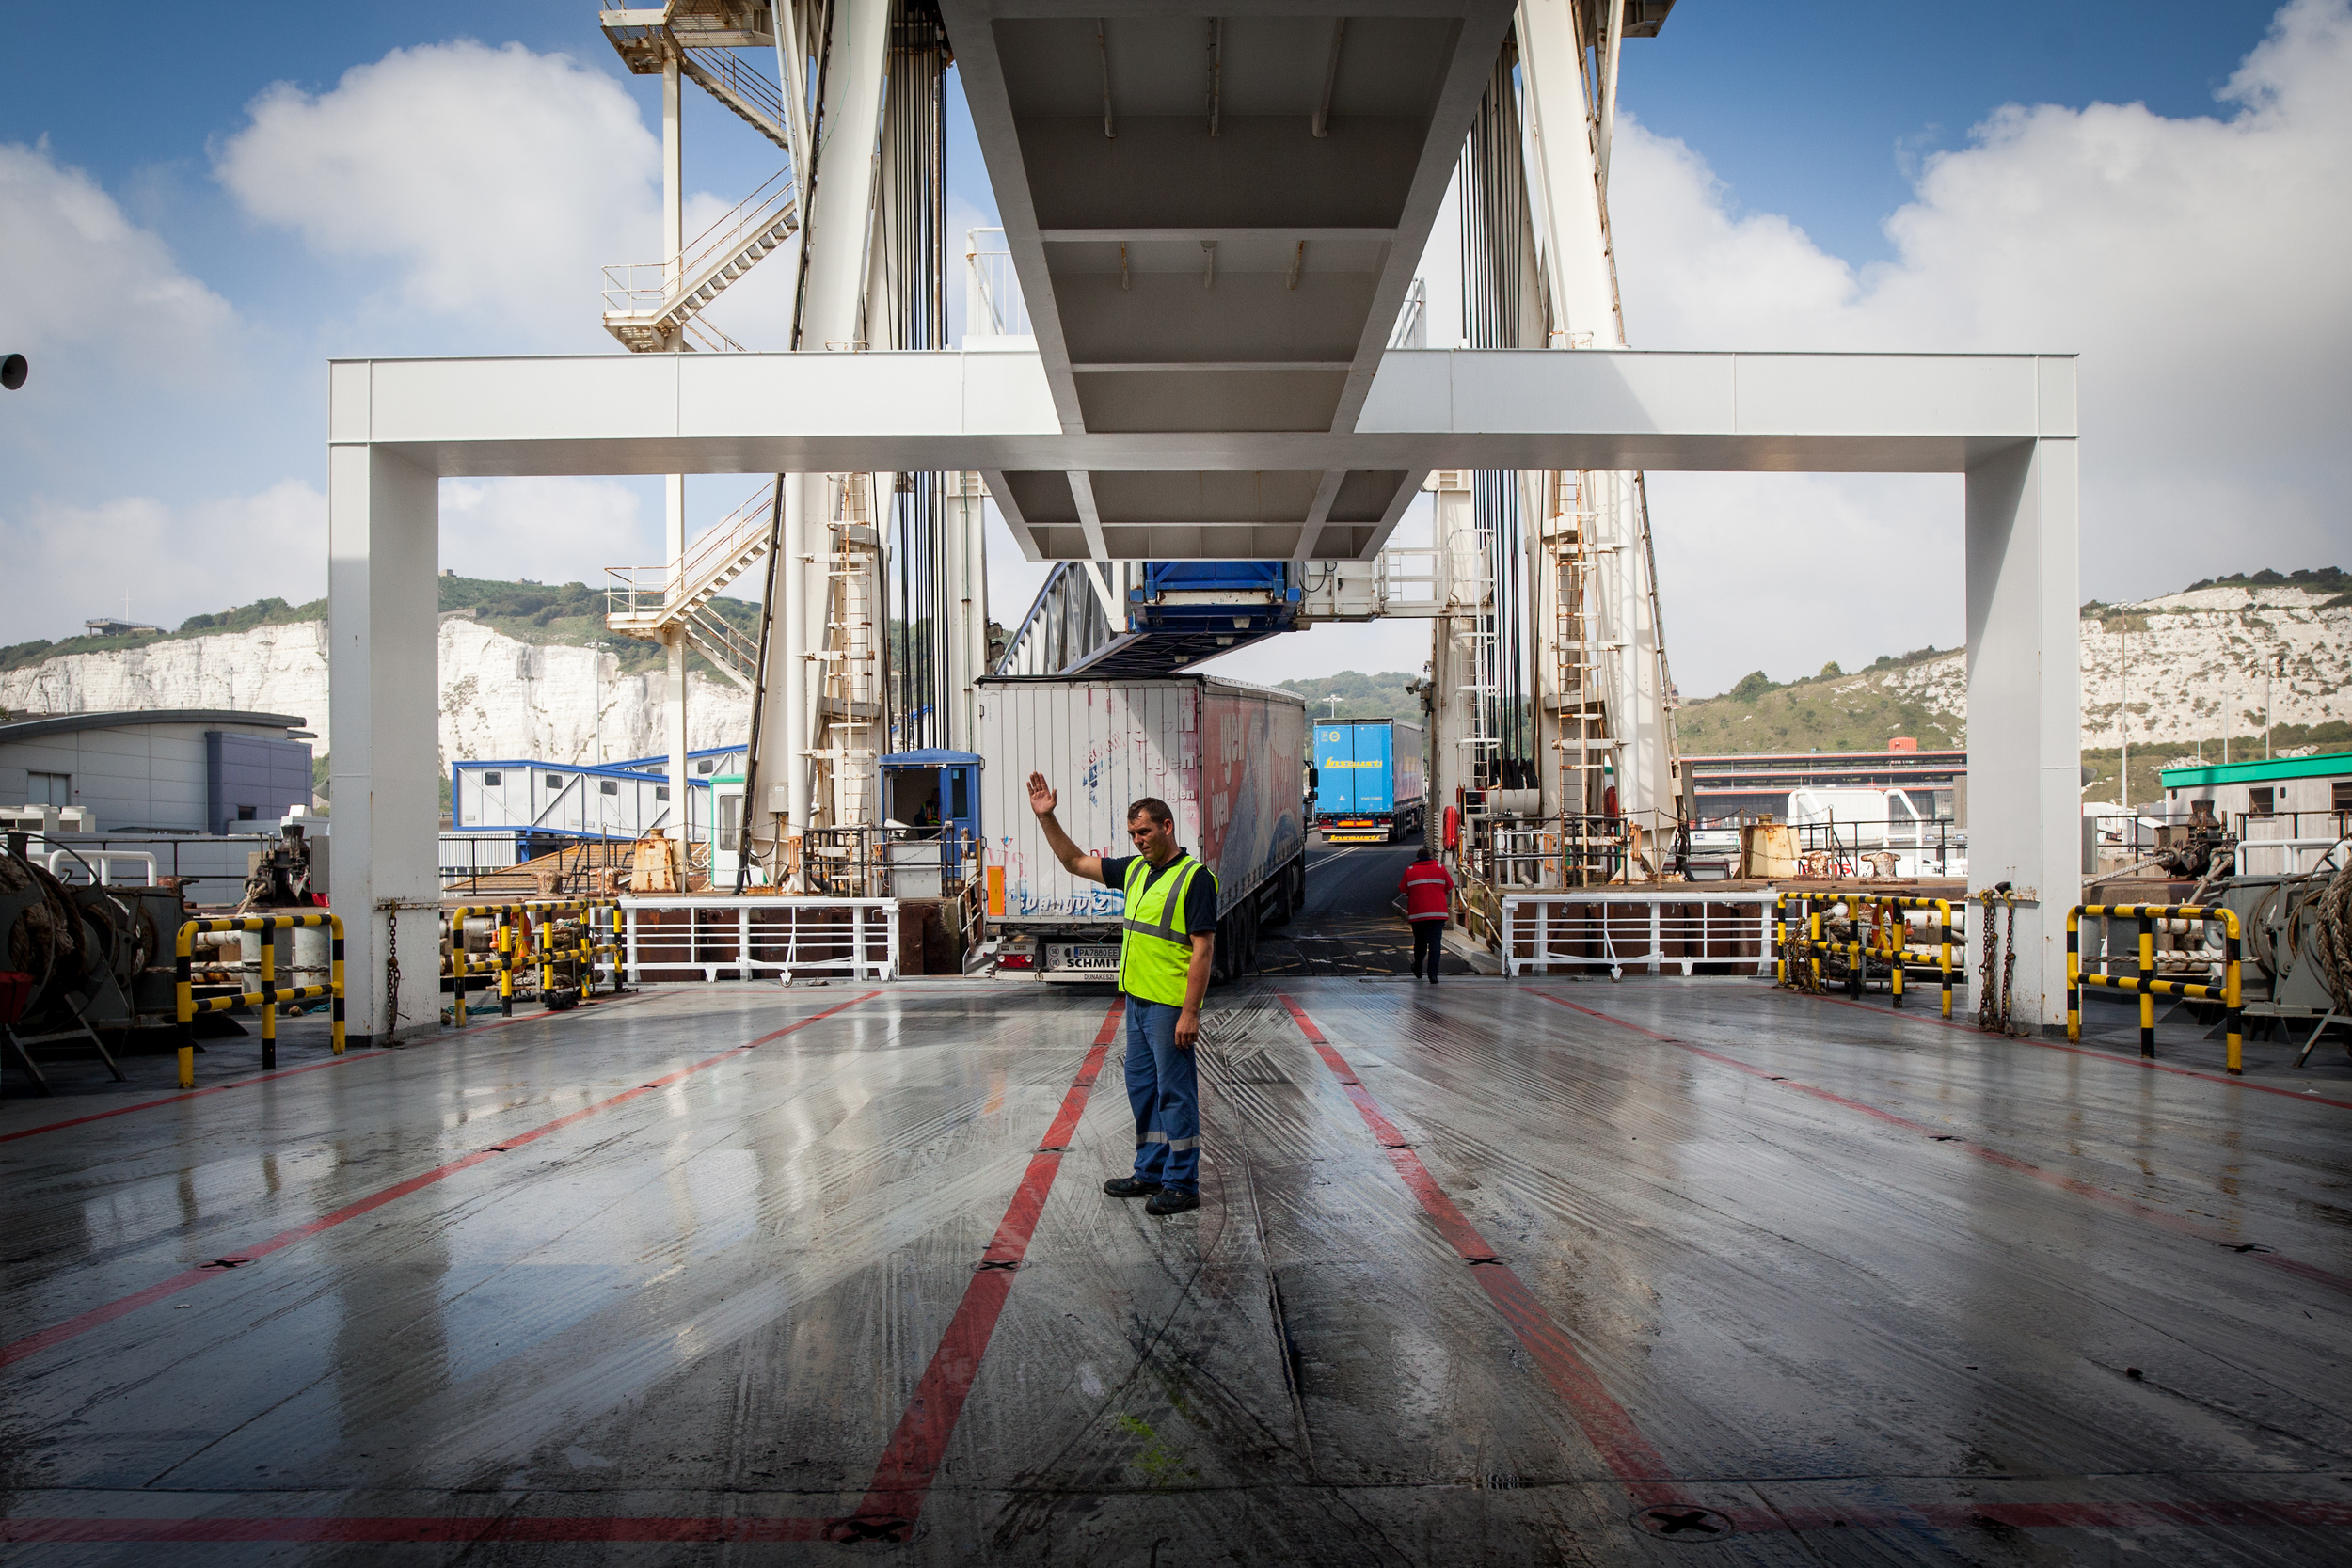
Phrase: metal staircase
[
  {"left": 601, "top": 6, "right": 793, "bottom": 153},
  {"left": 676, "top": 47, "right": 791, "bottom": 151},
  {"left": 602, "top": 169, "right": 799, "bottom": 352},
  {"left": 604, "top": 480, "right": 779, "bottom": 689}
]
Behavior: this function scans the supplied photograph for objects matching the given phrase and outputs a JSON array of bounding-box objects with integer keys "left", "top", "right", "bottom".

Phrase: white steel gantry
[{"left": 329, "top": 1, "right": 2080, "bottom": 1036}]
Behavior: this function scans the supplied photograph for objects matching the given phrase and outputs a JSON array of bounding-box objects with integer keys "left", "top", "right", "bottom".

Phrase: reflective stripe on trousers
[{"left": 1124, "top": 995, "right": 1200, "bottom": 1192}]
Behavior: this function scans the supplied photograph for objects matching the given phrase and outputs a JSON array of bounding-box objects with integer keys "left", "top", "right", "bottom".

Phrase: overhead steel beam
[
  {"left": 942, "top": 0, "right": 1518, "bottom": 546},
  {"left": 331, "top": 348, "right": 2077, "bottom": 513}
]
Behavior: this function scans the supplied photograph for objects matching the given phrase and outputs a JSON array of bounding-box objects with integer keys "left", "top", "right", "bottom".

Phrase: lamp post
[
  {"left": 2267, "top": 650, "right": 2281, "bottom": 759},
  {"left": 2118, "top": 624, "right": 2128, "bottom": 816}
]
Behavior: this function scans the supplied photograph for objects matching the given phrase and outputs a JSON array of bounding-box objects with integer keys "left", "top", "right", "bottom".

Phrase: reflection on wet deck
[{"left": 5, "top": 976, "right": 2349, "bottom": 1563}]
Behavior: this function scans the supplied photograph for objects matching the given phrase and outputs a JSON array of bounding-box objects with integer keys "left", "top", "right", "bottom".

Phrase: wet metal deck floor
[{"left": 6, "top": 977, "right": 2350, "bottom": 1563}]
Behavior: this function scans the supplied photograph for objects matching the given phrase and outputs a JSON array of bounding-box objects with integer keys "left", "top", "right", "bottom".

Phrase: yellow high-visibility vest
[{"left": 1118, "top": 853, "right": 1208, "bottom": 1005}]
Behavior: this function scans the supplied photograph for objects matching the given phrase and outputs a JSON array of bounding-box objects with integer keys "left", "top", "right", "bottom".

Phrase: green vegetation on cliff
[
  {"left": 1675, "top": 650, "right": 1960, "bottom": 756},
  {"left": 1273, "top": 671, "right": 1423, "bottom": 721},
  {"left": 2, "top": 578, "right": 762, "bottom": 680}
]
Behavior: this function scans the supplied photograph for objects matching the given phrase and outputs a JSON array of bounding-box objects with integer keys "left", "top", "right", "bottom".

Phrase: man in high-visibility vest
[{"left": 1028, "top": 773, "right": 1216, "bottom": 1216}]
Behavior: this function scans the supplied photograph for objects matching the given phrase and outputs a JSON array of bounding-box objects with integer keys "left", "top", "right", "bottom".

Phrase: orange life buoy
[{"left": 1442, "top": 804, "right": 1460, "bottom": 848}]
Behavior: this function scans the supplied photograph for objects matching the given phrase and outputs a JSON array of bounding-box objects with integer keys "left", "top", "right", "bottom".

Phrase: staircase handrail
[
  {"left": 682, "top": 600, "right": 760, "bottom": 687},
  {"left": 603, "top": 479, "right": 780, "bottom": 626},
  {"left": 603, "top": 166, "right": 799, "bottom": 314},
  {"left": 679, "top": 46, "right": 786, "bottom": 133}
]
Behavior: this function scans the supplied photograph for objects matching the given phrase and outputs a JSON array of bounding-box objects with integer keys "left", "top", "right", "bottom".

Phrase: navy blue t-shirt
[{"left": 1100, "top": 851, "right": 1220, "bottom": 936}]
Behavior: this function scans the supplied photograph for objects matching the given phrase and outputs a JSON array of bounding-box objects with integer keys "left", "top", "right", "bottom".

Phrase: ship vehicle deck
[{"left": 7, "top": 965, "right": 2349, "bottom": 1564}]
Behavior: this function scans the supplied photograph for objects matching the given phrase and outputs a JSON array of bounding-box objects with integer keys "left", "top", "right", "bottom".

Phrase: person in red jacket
[{"left": 1399, "top": 850, "right": 1455, "bottom": 984}]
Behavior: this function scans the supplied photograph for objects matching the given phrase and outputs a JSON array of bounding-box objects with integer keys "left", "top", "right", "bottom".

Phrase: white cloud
[
  {"left": 1607, "top": 0, "right": 2352, "bottom": 692},
  {"left": 0, "top": 481, "right": 325, "bottom": 645},
  {"left": 1641, "top": 472, "right": 1963, "bottom": 695},
  {"left": 437, "top": 478, "right": 662, "bottom": 584},
  {"left": 0, "top": 139, "right": 237, "bottom": 382},
  {"left": 215, "top": 40, "right": 662, "bottom": 345}
]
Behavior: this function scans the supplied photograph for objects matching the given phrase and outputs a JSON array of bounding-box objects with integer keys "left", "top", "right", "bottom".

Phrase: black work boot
[
  {"left": 1145, "top": 1187, "right": 1200, "bottom": 1216},
  {"left": 1104, "top": 1176, "right": 1163, "bottom": 1198}
]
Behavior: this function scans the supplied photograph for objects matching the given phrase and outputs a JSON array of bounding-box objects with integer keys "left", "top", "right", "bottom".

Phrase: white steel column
[
  {"left": 1965, "top": 435, "right": 2082, "bottom": 1030},
  {"left": 1515, "top": 4, "right": 1676, "bottom": 838},
  {"left": 783, "top": 471, "right": 812, "bottom": 862},
  {"left": 795, "top": 0, "right": 890, "bottom": 348},
  {"left": 661, "top": 53, "right": 691, "bottom": 832},
  {"left": 664, "top": 478, "right": 689, "bottom": 836},
  {"left": 1428, "top": 471, "right": 1480, "bottom": 847},
  {"left": 943, "top": 470, "right": 989, "bottom": 752},
  {"left": 326, "top": 437, "right": 439, "bottom": 1043},
  {"left": 1516, "top": 1, "right": 1621, "bottom": 348}
]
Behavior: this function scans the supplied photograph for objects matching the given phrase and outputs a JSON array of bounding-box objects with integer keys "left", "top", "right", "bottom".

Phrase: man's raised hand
[{"left": 1026, "top": 772, "right": 1057, "bottom": 817}]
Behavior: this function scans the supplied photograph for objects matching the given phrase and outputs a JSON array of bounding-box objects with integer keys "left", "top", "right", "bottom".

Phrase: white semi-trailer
[{"left": 977, "top": 674, "right": 1308, "bottom": 982}]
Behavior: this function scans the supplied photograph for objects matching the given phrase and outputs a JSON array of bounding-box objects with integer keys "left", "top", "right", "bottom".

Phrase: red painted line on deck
[
  {"left": 0, "top": 988, "right": 682, "bottom": 1145},
  {"left": 0, "top": 992, "right": 880, "bottom": 1370},
  {"left": 1537, "top": 991, "right": 2352, "bottom": 1302},
  {"left": 8, "top": 1494, "right": 2347, "bottom": 1544},
  {"left": 1277, "top": 992, "right": 1692, "bottom": 1512},
  {"left": 0, "top": 1516, "right": 833, "bottom": 1544},
  {"left": 1738, "top": 1497, "right": 2352, "bottom": 1533},
  {"left": 837, "top": 998, "right": 1124, "bottom": 1541},
  {"left": 1790, "top": 988, "right": 2352, "bottom": 1111}
]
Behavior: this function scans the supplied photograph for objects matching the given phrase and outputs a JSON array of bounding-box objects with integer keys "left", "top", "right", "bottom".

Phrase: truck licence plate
[{"left": 1047, "top": 943, "right": 1120, "bottom": 971}]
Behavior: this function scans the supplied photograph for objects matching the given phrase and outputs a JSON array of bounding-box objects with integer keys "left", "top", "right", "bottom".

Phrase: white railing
[
  {"left": 606, "top": 481, "right": 777, "bottom": 624},
  {"left": 1500, "top": 890, "right": 1774, "bottom": 978},
  {"left": 620, "top": 895, "right": 898, "bottom": 982},
  {"left": 1390, "top": 277, "right": 1428, "bottom": 349},
  {"left": 604, "top": 167, "right": 799, "bottom": 317},
  {"left": 2232, "top": 837, "right": 2348, "bottom": 877},
  {"left": 45, "top": 848, "right": 159, "bottom": 885},
  {"left": 964, "top": 228, "right": 1030, "bottom": 338},
  {"left": 682, "top": 46, "right": 786, "bottom": 131},
  {"left": 1376, "top": 546, "right": 1441, "bottom": 613},
  {"left": 1295, "top": 548, "right": 1445, "bottom": 623}
]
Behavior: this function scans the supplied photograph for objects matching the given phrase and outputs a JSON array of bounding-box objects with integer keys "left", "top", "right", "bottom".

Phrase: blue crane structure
[{"left": 993, "top": 561, "right": 1301, "bottom": 678}]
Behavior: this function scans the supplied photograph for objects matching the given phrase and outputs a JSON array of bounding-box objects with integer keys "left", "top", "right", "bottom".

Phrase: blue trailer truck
[{"left": 1311, "top": 718, "right": 1426, "bottom": 844}]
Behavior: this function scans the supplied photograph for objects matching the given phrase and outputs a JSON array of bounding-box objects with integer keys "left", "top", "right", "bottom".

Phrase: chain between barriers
[
  {"left": 1773, "top": 892, "right": 1960, "bottom": 1019},
  {"left": 446, "top": 900, "right": 624, "bottom": 1027}
]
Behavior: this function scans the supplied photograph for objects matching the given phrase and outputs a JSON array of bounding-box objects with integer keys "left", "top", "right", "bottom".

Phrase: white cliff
[
  {"left": 0, "top": 618, "right": 751, "bottom": 767},
  {"left": 4, "top": 582, "right": 2341, "bottom": 767},
  {"left": 1870, "top": 583, "right": 2349, "bottom": 748}
]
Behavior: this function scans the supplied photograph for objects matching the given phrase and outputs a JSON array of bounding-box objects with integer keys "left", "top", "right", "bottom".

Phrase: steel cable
[{"left": 2312, "top": 848, "right": 2352, "bottom": 1018}]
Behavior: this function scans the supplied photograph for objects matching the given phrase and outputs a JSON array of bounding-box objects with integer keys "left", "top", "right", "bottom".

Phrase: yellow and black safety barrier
[
  {"left": 2067, "top": 903, "right": 2242, "bottom": 1072},
  {"left": 175, "top": 913, "right": 345, "bottom": 1089},
  {"left": 1774, "top": 892, "right": 1960, "bottom": 1019},
  {"left": 446, "top": 900, "right": 622, "bottom": 1027}
]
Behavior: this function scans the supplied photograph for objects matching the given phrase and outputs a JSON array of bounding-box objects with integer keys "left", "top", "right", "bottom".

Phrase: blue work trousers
[{"left": 1124, "top": 995, "right": 1200, "bottom": 1193}]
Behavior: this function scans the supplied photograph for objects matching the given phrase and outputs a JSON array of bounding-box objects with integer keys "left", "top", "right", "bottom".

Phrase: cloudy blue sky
[{"left": 3, "top": 1, "right": 2344, "bottom": 694}]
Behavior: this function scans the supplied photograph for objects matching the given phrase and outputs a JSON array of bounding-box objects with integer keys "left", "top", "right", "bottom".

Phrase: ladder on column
[
  {"left": 812, "top": 474, "right": 882, "bottom": 861},
  {"left": 1548, "top": 470, "right": 1611, "bottom": 883}
]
